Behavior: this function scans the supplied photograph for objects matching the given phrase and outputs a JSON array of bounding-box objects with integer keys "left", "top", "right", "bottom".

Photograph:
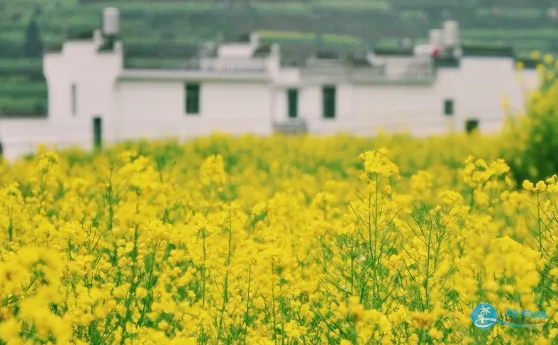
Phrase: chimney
[
  {"left": 442, "top": 20, "right": 460, "bottom": 56},
  {"left": 102, "top": 7, "right": 120, "bottom": 38},
  {"left": 250, "top": 32, "right": 260, "bottom": 47},
  {"left": 271, "top": 43, "right": 280, "bottom": 57}
]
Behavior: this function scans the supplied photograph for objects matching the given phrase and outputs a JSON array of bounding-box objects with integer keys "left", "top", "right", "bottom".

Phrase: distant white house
[{"left": 0, "top": 8, "right": 541, "bottom": 160}]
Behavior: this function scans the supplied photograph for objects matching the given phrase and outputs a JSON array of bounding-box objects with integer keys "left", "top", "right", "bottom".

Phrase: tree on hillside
[{"left": 23, "top": 16, "right": 44, "bottom": 58}]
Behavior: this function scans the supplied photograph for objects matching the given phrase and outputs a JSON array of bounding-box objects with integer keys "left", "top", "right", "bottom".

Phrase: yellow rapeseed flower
[{"left": 0, "top": 135, "right": 554, "bottom": 344}]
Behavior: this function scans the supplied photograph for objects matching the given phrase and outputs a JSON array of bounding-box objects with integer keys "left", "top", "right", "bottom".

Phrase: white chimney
[
  {"left": 271, "top": 43, "right": 280, "bottom": 57},
  {"left": 250, "top": 32, "right": 260, "bottom": 47},
  {"left": 102, "top": 7, "right": 119, "bottom": 37},
  {"left": 442, "top": 20, "right": 459, "bottom": 48},
  {"left": 429, "top": 29, "right": 443, "bottom": 47}
]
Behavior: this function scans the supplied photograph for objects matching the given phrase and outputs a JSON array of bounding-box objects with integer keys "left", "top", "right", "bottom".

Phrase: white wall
[
  {"left": 0, "top": 34, "right": 122, "bottom": 161},
  {"left": 271, "top": 67, "right": 302, "bottom": 123},
  {"left": 283, "top": 83, "right": 444, "bottom": 136},
  {"left": 0, "top": 36, "right": 544, "bottom": 162},
  {"left": 43, "top": 37, "right": 122, "bottom": 140},
  {"left": 433, "top": 66, "right": 462, "bottom": 130},
  {"left": 217, "top": 44, "right": 254, "bottom": 58},
  {"left": 455, "top": 57, "right": 522, "bottom": 133},
  {"left": 270, "top": 56, "right": 528, "bottom": 136},
  {"left": 0, "top": 118, "right": 93, "bottom": 160},
  {"left": 113, "top": 80, "right": 273, "bottom": 141},
  {"left": 432, "top": 57, "right": 531, "bottom": 134},
  {"left": 356, "top": 85, "right": 440, "bottom": 135}
]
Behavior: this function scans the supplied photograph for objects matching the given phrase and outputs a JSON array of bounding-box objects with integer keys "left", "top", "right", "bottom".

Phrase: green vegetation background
[{"left": 1, "top": 0, "right": 557, "bottom": 114}]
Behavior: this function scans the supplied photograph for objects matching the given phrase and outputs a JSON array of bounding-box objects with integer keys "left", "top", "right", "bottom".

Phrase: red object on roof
[{"left": 432, "top": 46, "right": 440, "bottom": 57}]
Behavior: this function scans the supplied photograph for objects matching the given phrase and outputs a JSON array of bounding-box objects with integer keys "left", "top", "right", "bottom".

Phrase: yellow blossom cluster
[{"left": 0, "top": 134, "right": 556, "bottom": 345}]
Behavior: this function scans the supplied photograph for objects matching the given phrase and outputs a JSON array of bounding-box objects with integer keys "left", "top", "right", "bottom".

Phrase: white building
[{"left": 0, "top": 8, "right": 541, "bottom": 160}]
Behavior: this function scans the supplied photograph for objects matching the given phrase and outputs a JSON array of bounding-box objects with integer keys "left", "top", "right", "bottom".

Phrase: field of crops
[
  {"left": 1, "top": 10, "right": 558, "bottom": 343},
  {"left": 2, "top": 1, "right": 556, "bottom": 54},
  {"left": 0, "top": 130, "right": 556, "bottom": 344}
]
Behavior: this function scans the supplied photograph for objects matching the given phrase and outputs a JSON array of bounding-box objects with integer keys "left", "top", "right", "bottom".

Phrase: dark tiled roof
[
  {"left": 252, "top": 44, "right": 271, "bottom": 57},
  {"left": 66, "top": 27, "right": 96, "bottom": 40},
  {"left": 223, "top": 33, "right": 251, "bottom": 43},
  {"left": 433, "top": 56, "right": 460, "bottom": 68},
  {"left": 373, "top": 47, "right": 414, "bottom": 56},
  {"left": 347, "top": 55, "right": 371, "bottom": 67},
  {"left": 280, "top": 45, "right": 316, "bottom": 67},
  {"left": 462, "top": 44, "right": 514, "bottom": 58},
  {"left": 515, "top": 58, "right": 539, "bottom": 69},
  {"left": 124, "top": 43, "right": 199, "bottom": 59},
  {"left": 315, "top": 51, "right": 340, "bottom": 59},
  {"left": 279, "top": 44, "right": 361, "bottom": 67},
  {"left": 98, "top": 39, "right": 116, "bottom": 52}
]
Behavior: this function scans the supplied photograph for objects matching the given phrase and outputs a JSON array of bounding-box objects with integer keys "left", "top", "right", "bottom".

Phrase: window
[
  {"left": 71, "top": 83, "right": 77, "bottom": 116},
  {"left": 185, "top": 83, "right": 200, "bottom": 114},
  {"left": 93, "top": 116, "right": 102, "bottom": 149},
  {"left": 444, "top": 99, "right": 454, "bottom": 116},
  {"left": 322, "top": 86, "right": 336, "bottom": 119},
  {"left": 287, "top": 88, "right": 298, "bottom": 118},
  {"left": 465, "top": 119, "right": 479, "bottom": 134}
]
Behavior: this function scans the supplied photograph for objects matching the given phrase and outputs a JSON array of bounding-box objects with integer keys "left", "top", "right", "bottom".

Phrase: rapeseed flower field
[{"left": 0, "top": 133, "right": 555, "bottom": 345}]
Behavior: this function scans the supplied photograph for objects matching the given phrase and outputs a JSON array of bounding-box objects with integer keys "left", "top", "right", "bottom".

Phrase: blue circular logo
[{"left": 471, "top": 303, "right": 498, "bottom": 330}]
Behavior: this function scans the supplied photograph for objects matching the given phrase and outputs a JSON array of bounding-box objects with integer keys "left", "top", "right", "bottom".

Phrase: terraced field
[{"left": 1, "top": 0, "right": 557, "bottom": 116}]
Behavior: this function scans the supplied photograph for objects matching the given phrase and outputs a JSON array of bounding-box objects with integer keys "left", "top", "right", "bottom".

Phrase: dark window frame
[
  {"left": 185, "top": 83, "right": 200, "bottom": 114},
  {"left": 444, "top": 99, "right": 454, "bottom": 116},
  {"left": 71, "top": 83, "right": 77, "bottom": 116},
  {"left": 465, "top": 119, "right": 479, "bottom": 133},
  {"left": 287, "top": 88, "right": 298, "bottom": 118},
  {"left": 93, "top": 116, "right": 102, "bottom": 149},
  {"left": 322, "top": 85, "right": 336, "bottom": 119}
]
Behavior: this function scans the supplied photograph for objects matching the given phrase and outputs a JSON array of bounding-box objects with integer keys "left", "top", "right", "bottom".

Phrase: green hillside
[{"left": 1, "top": 0, "right": 557, "bottom": 116}]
